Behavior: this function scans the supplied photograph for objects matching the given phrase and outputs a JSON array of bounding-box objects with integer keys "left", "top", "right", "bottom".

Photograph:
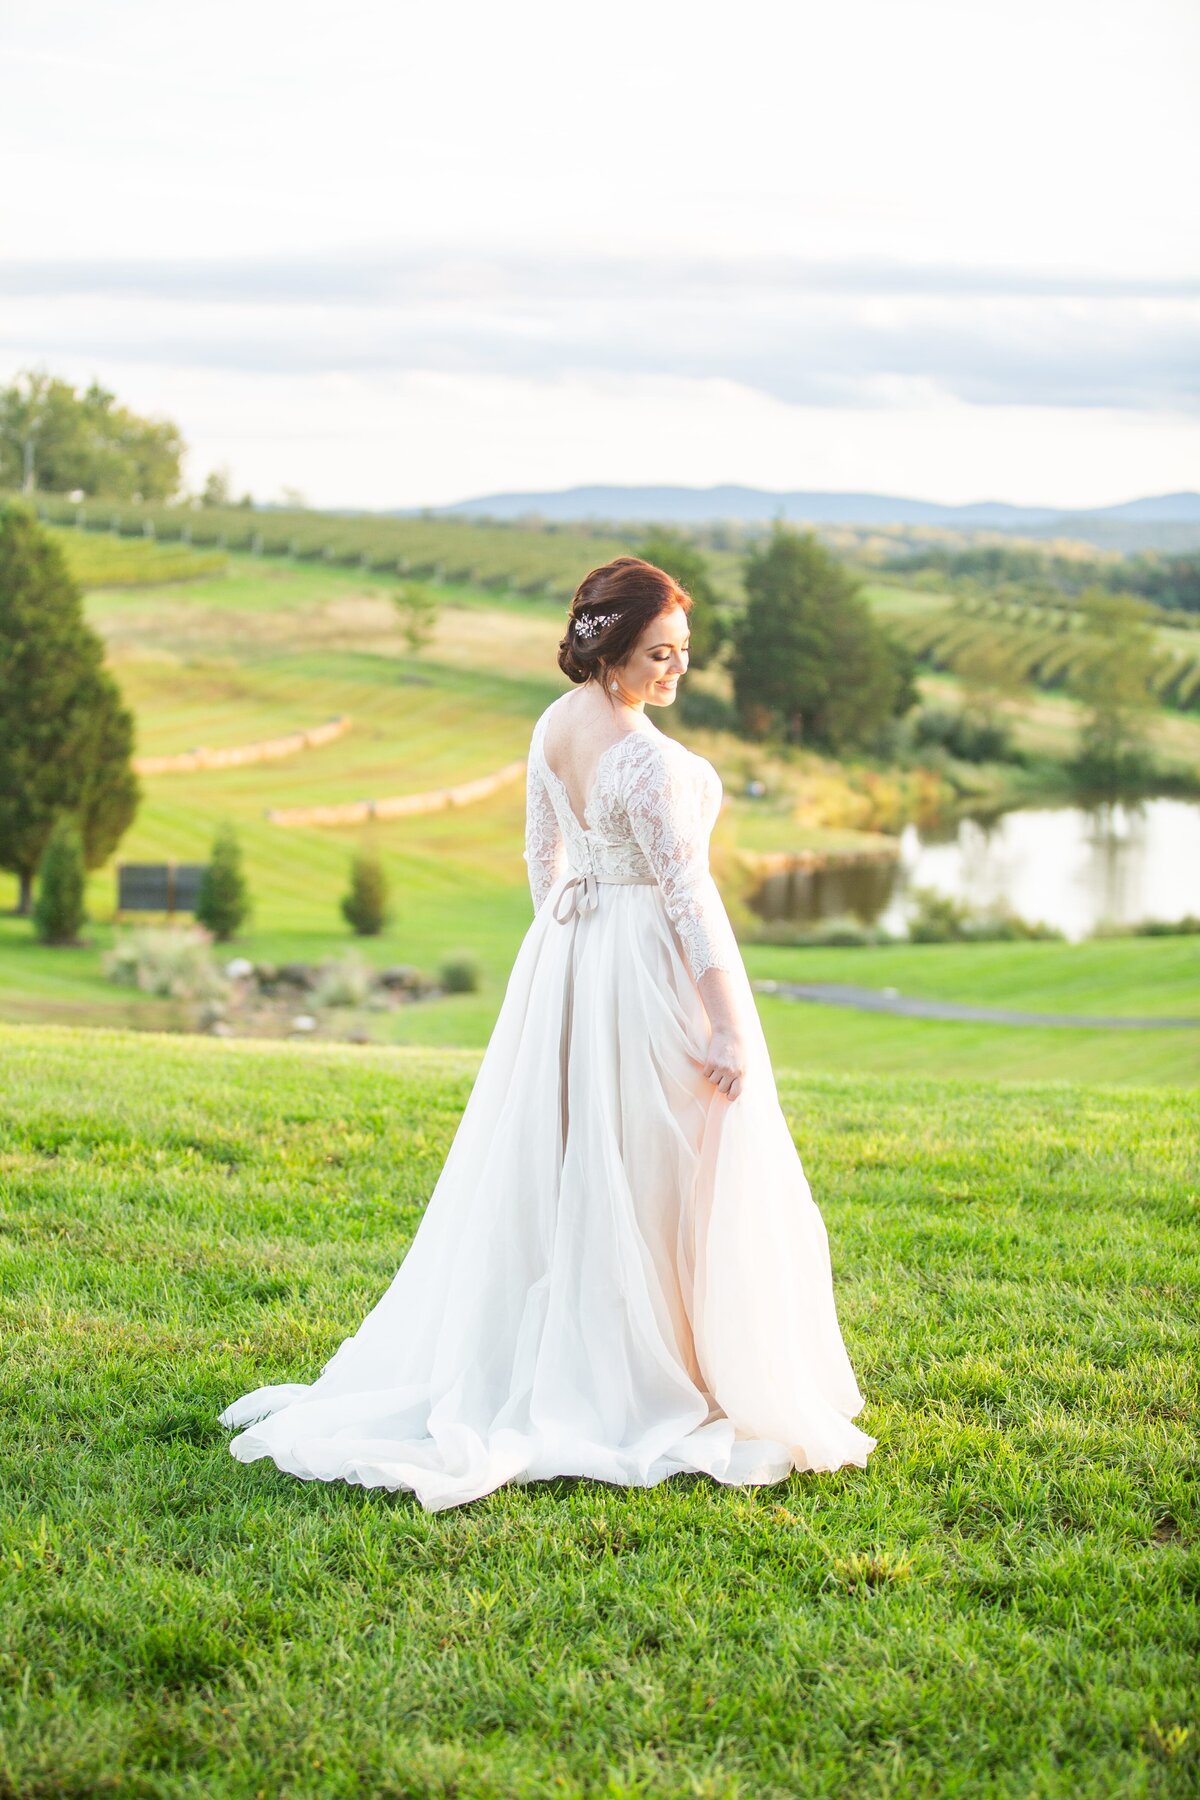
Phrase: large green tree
[
  {"left": 0, "top": 371, "right": 184, "bottom": 500},
  {"left": 0, "top": 503, "right": 141, "bottom": 913},
  {"left": 731, "top": 528, "right": 908, "bottom": 751},
  {"left": 635, "top": 530, "right": 723, "bottom": 668},
  {"left": 1068, "top": 587, "right": 1157, "bottom": 787}
]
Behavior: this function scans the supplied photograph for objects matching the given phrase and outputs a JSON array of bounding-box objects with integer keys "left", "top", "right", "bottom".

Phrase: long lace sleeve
[
  {"left": 523, "top": 749, "right": 568, "bottom": 914},
  {"left": 622, "top": 735, "right": 741, "bottom": 983}
]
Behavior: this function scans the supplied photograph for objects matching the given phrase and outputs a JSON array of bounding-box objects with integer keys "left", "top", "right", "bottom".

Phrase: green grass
[
  {"left": 3, "top": 916, "right": 1198, "bottom": 1086},
  {"left": 2, "top": 554, "right": 1198, "bottom": 1086},
  {"left": 1, "top": 1022, "right": 1195, "bottom": 1797},
  {"left": 29, "top": 494, "right": 749, "bottom": 602},
  {"left": 756, "top": 937, "right": 1200, "bottom": 1018},
  {"left": 49, "top": 527, "right": 228, "bottom": 588}
]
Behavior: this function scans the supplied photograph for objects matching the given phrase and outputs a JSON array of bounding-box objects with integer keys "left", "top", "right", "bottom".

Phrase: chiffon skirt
[{"left": 218, "top": 869, "right": 877, "bottom": 1511}]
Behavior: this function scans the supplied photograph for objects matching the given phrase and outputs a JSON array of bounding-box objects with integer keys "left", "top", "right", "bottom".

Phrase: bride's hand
[{"left": 703, "top": 1025, "right": 747, "bottom": 1101}]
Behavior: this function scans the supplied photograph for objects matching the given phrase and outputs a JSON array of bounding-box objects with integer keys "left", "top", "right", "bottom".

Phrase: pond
[{"left": 747, "top": 796, "right": 1200, "bottom": 942}]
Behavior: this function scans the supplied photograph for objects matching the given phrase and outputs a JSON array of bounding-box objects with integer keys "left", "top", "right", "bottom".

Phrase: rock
[
  {"left": 279, "top": 963, "right": 317, "bottom": 989},
  {"left": 225, "top": 957, "right": 254, "bottom": 980},
  {"left": 291, "top": 1014, "right": 317, "bottom": 1033},
  {"left": 377, "top": 964, "right": 424, "bottom": 991}
]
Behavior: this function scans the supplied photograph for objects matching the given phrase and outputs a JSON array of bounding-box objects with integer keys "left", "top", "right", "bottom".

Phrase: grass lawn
[
  {"left": 2, "top": 552, "right": 1199, "bottom": 1088},
  {"left": 2, "top": 912, "right": 1197, "bottom": 1087},
  {"left": 753, "top": 937, "right": 1200, "bottom": 1018},
  {"left": 1, "top": 1022, "right": 1195, "bottom": 1797}
]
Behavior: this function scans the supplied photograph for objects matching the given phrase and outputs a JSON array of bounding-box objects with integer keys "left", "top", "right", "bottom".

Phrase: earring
[{"left": 610, "top": 679, "right": 618, "bottom": 691}]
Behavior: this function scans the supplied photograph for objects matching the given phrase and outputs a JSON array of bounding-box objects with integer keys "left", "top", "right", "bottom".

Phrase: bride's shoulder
[{"left": 616, "top": 724, "right": 703, "bottom": 787}]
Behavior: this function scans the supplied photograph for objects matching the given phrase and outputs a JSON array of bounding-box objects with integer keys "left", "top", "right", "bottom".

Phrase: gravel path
[{"left": 752, "top": 979, "right": 1200, "bottom": 1030}]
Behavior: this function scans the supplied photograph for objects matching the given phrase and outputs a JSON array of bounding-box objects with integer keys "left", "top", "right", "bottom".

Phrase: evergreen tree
[
  {"left": 32, "top": 815, "right": 87, "bottom": 944},
  {"left": 731, "top": 528, "right": 906, "bottom": 752},
  {"left": 0, "top": 502, "right": 141, "bottom": 914},
  {"left": 194, "top": 821, "right": 251, "bottom": 941},
  {"left": 635, "top": 530, "right": 724, "bottom": 667},
  {"left": 341, "top": 845, "right": 391, "bottom": 936}
]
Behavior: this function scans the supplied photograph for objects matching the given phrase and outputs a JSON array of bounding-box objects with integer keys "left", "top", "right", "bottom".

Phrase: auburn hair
[{"left": 557, "top": 556, "right": 692, "bottom": 686}]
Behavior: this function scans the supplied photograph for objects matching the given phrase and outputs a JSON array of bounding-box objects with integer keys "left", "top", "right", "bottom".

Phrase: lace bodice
[{"left": 523, "top": 701, "right": 741, "bottom": 982}]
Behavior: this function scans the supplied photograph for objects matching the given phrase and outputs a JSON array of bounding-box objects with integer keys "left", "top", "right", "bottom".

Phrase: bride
[{"left": 219, "top": 556, "right": 877, "bottom": 1510}]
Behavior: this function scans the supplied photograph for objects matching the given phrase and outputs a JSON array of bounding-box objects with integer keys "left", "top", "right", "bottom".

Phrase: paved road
[{"left": 752, "top": 979, "right": 1200, "bottom": 1030}]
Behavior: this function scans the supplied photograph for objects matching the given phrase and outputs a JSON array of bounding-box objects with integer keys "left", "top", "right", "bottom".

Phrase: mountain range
[{"left": 418, "top": 484, "right": 1200, "bottom": 531}]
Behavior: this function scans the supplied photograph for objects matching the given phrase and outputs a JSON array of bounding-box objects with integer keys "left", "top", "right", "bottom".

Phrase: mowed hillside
[{"left": 0, "top": 544, "right": 1197, "bottom": 1085}]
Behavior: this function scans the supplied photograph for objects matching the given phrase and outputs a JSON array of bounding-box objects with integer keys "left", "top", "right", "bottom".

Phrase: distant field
[
  {"left": 2, "top": 1022, "right": 1194, "bottom": 1798},
  {"left": 30, "top": 494, "right": 749, "bottom": 601},
  {"left": 888, "top": 597, "right": 1200, "bottom": 717},
  {"left": 3, "top": 552, "right": 1197, "bottom": 1086},
  {"left": 49, "top": 527, "right": 228, "bottom": 587}
]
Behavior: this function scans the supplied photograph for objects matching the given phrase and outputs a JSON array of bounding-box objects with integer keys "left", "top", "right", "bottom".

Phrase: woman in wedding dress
[{"left": 219, "top": 556, "right": 877, "bottom": 1511}]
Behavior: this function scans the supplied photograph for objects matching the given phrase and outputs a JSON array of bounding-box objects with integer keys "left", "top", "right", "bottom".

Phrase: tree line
[{"left": 884, "top": 539, "right": 1200, "bottom": 615}]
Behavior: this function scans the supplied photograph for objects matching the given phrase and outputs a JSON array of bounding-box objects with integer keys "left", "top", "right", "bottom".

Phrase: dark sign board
[{"left": 117, "top": 863, "right": 208, "bottom": 914}]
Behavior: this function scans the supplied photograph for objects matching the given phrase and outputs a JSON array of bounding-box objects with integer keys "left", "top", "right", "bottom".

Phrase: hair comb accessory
[{"left": 574, "top": 609, "right": 619, "bottom": 639}]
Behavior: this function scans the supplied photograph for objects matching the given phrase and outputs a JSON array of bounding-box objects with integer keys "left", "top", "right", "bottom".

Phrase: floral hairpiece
[{"left": 574, "top": 609, "right": 619, "bottom": 639}]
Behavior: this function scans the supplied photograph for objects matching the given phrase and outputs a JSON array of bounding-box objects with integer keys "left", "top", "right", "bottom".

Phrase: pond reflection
[{"left": 748, "top": 797, "right": 1200, "bottom": 942}]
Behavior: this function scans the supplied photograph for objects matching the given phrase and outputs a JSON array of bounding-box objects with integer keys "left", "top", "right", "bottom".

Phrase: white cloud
[
  {"left": 17, "top": 356, "right": 1192, "bottom": 512},
  {"left": 1, "top": 0, "right": 1197, "bottom": 505}
]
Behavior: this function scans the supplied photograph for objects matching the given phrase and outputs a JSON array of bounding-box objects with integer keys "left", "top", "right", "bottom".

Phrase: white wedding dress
[{"left": 219, "top": 695, "right": 877, "bottom": 1510}]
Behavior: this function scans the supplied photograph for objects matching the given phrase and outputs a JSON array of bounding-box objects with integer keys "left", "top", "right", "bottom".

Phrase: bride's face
[{"left": 616, "top": 605, "right": 691, "bottom": 707}]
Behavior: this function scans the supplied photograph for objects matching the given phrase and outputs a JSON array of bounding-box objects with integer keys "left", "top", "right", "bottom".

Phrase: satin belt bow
[
  {"left": 552, "top": 867, "right": 656, "bottom": 924},
  {"left": 553, "top": 870, "right": 600, "bottom": 923}
]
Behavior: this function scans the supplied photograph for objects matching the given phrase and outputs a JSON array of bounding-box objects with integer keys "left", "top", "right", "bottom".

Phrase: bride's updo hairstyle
[{"left": 557, "top": 556, "right": 693, "bottom": 687}]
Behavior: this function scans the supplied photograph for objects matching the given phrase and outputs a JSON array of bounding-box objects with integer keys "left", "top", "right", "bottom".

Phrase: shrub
[
  {"left": 194, "top": 820, "right": 251, "bottom": 941},
  {"left": 440, "top": 952, "right": 482, "bottom": 994},
  {"left": 341, "top": 846, "right": 391, "bottom": 935},
  {"left": 32, "top": 815, "right": 87, "bottom": 944},
  {"left": 913, "top": 706, "right": 1017, "bottom": 764},
  {"left": 312, "top": 951, "right": 373, "bottom": 1009},
  {"left": 906, "top": 886, "right": 1063, "bottom": 942},
  {"left": 676, "top": 687, "right": 737, "bottom": 731},
  {"left": 753, "top": 916, "right": 896, "bottom": 949},
  {"left": 907, "top": 887, "right": 974, "bottom": 943},
  {"left": 103, "top": 924, "right": 228, "bottom": 1000}
]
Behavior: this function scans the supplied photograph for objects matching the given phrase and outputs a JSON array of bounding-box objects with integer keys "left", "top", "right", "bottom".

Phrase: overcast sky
[{"left": 2, "top": 0, "right": 1197, "bottom": 510}]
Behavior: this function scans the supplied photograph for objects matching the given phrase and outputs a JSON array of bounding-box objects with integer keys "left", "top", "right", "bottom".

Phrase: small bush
[
  {"left": 913, "top": 707, "right": 1017, "bottom": 764},
  {"left": 677, "top": 687, "right": 737, "bottom": 731},
  {"left": 194, "top": 821, "right": 251, "bottom": 941},
  {"left": 341, "top": 846, "right": 391, "bottom": 936},
  {"left": 312, "top": 951, "right": 373, "bottom": 1009},
  {"left": 440, "top": 952, "right": 482, "bottom": 994},
  {"left": 32, "top": 816, "right": 87, "bottom": 944},
  {"left": 907, "top": 887, "right": 974, "bottom": 943},
  {"left": 104, "top": 924, "right": 228, "bottom": 1000},
  {"left": 906, "top": 886, "right": 1062, "bottom": 943},
  {"left": 753, "top": 916, "right": 896, "bottom": 949}
]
